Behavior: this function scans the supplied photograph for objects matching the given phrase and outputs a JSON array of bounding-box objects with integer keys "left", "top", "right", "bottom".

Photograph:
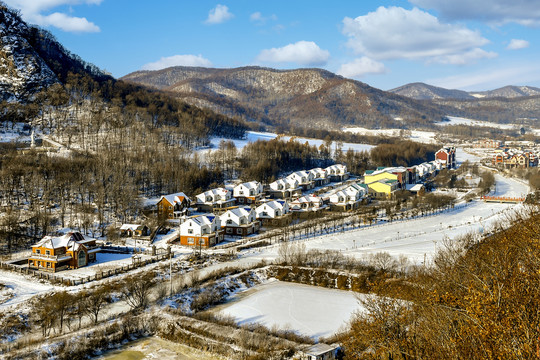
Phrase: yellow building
[
  {"left": 367, "top": 180, "right": 399, "bottom": 199},
  {"left": 364, "top": 167, "right": 407, "bottom": 187}
]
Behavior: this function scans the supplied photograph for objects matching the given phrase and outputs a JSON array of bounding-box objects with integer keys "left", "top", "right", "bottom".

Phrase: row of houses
[
  {"left": 176, "top": 182, "right": 372, "bottom": 247},
  {"left": 156, "top": 165, "right": 351, "bottom": 220},
  {"left": 492, "top": 149, "right": 539, "bottom": 168},
  {"left": 176, "top": 200, "right": 291, "bottom": 247}
]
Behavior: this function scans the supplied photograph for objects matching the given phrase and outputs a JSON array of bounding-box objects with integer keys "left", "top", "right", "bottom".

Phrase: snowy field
[
  {"left": 343, "top": 127, "right": 437, "bottom": 144},
  {"left": 436, "top": 116, "right": 521, "bottom": 131},
  {"left": 238, "top": 174, "right": 529, "bottom": 265},
  {"left": 203, "top": 131, "right": 374, "bottom": 154},
  {"left": 218, "top": 280, "right": 363, "bottom": 339}
]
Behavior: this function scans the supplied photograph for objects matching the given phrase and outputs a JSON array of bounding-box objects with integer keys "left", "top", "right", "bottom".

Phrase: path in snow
[{"left": 0, "top": 270, "right": 56, "bottom": 309}]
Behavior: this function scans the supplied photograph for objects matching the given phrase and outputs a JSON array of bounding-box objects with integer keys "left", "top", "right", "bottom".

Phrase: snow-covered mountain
[
  {"left": 0, "top": 3, "right": 109, "bottom": 102},
  {"left": 0, "top": 5, "right": 58, "bottom": 101}
]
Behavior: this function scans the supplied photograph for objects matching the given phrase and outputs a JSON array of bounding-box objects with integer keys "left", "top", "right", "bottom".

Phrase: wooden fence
[{"left": 0, "top": 253, "right": 169, "bottom": 286}]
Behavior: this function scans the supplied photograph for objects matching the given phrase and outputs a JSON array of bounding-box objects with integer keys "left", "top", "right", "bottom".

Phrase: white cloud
[
  {"left": 141, "top": 55, "right": 213, "bottom": 71},
  {"left": 507, "top": 39, "right": 530, "bottom": 50},
  {"left": 337, "top": 57, "right": 387, "bottom": 78},
  {"left": 250, "top": 11, "right": 277, "bottom": 24},
  {"left": 204, "top": 4, "right": 234, "bottom": 24},
  {"left": 428, "top": 64, "right": 540, "bottom": 90},
  {"left": 4, "top": 0, "right": 102, "bottom": 32},
  {"left": 342, "top": 7, "right": 494, "bottom": 65},
  {"left": 256, "top": 41, "right": 330, "bottom": 66},
  {"left": 410, "top": 0, "right": 540, "bottom": 26},
  {"left": 430, "top": 48, "right": 498, "bottom": 65},
  {"left": 33, "top": 12, "right": 100, "bottom": 32}
]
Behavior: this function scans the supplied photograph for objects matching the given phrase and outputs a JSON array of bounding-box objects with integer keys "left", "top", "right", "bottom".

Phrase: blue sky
[{"left": 5, "top": 0, "right": 540, "bottom": 91}]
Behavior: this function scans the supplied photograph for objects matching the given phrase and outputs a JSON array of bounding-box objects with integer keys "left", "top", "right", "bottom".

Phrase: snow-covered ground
[
  {"left": 203, "top": 131, "right": 374, "bottom": 154},
  {"left": 237, "top": 174, "right": 529, "bottom": 265},
  {"left": 439, "top": 115, "right": 540, "bottom": 136},
  {"left": 218, "top": 280, "right": 363, "bottom": 339},
  {"left": 437, "top": 116, "right": 530, "bottom": 132},
  {"left": 0, "top": 270, "right": 57, "bottom": 309},
  {"left": 343, "top": 127, "right": 437, "bottom": 144}
]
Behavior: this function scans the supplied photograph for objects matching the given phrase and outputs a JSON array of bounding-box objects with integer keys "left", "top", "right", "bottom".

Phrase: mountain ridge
[
  {"left": 390, "top": 82, "right": 540, "bottom": 100},
  {"left": 122, "top": 66, "right": 452, "bottom": 130}
]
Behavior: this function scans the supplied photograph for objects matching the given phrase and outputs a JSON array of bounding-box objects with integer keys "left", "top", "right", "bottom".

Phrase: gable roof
[
  {"left": 160, "top": 192, "right": 190, "bottom": 205},
  {"left": 33, "top": 232, "right": 94, "bottom": 251}
]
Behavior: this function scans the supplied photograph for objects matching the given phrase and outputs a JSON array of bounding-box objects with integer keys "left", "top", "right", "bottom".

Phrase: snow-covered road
[{"left": 0, "top": 271, "right": 57, "bottom": 309}]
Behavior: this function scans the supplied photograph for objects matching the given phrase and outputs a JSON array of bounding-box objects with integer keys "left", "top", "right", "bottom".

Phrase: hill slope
[
  {"left": 122, "top": 66, "right": 452, "bottom": 130},
  {"left": 389, "top": 82, "right": 475, "bottom": 100},
  {"left": 0, "top": 3, "right": 110, "bottom": 102},
  {"left": 470, "top": 85, "right": 540, "bottom": 99}
]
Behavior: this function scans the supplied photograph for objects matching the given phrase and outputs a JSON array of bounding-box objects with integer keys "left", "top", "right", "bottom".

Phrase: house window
[
  {"left": 236, "top": 228, "right": 242, "bottom": 235},
  {"left": 36, "top": 249, "right": 41, "bottom": 254},
  {"left": 226, "top": 219, "right": 233, "bottom": 225},
  {"left": 188, "top": 238, "right": 195, "bottom": 245},
  {"left": 198, "top": 239, "right": 205, "bottom": 246},
  {"left": 46, "top": 262, "right": 51, "bottom": 268},
  {"left": 45, "top": 250, "right": 50, "bottom": 256},
  {"left": 188, "top": 229, "right": 193, "bottom": 234},
  {"left": 226, "top": 228, "right": 233, "bottom": 234},
  {"left": 169, "top": 206, "right": 172, "bottom": 210}
]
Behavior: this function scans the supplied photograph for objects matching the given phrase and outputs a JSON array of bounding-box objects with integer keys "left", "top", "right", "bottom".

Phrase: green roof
[{"left": 365, "top": 170, "right": 374, "bottom": 174}]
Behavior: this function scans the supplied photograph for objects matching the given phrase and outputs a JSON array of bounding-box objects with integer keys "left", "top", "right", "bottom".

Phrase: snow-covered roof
[
  {"left": 160, "top": 192, "right": 190, "bottom": 205},
  {"left": 33, "top": 232, "right": 95, "bottom": 251},
  {"left": 198, "top": 187, "right": 230, "bottom": 197},
  {"left": 406, "top": 184, "right": 424, "bottom": 192},
  {"left": 235, "top": 181, "right": 260, "bottom": 190},
  {"left": 304, "top": 343, "right": 337, "bottom": 356},
  {"left": 119, "top": 224, "right": 146, "bottom": 231},
  {"left": 258, "top": 200, "right": 286, "bottom": 210},
  {"left": 189, "top": 214, "right": 217, "bottom": 226},
  {"left": 291, "top": 195, "right": 322, "bottom": 204},
  {"left": 224, "top": 207, "right": 253, "bottom": 218}
]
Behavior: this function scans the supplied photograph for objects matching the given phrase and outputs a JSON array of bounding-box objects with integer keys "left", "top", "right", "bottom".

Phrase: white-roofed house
[
  {"left": 233, "top": 181, "right": 264, "bottom": 205},
  {"left": 255, "top": 200, "right": 291, "bottom": 226},
  {"left": 28, "top": 232, "right": 100, "bottom": 272},
  {"left": 286, "top": 170, "right": 315, "bottom": 191},
  {"left": 119, "top": 224, "right": 150, "bottom": 238},
  {"left": 325, "top": 164, "right": 349, "bottom": 182},
  {"left": 290, "top": 195, "right": 326, "bottom": 212},
  {"left": 268, "top": 177, "right": 302, "bottom": 199},
  {"left": 219, "top": 207, "right": 260, "bottom": 237},
  {"left": 195, "top": 187, "right": 236, "bottom": 212},
  {"left": 328, "top": 183, "right": 368, "bottom": 211},
  {"left": 179, "top": 214, "right": 224, "bottom": 248},
  {"left": 156, "top": 192, "right": 191, "bottom": 220},
  {"left": 309, "top": 167, "right": 329, "bottom": 187},
  {"left": 300, "top": 343, "right": 339, "bottom": 360}
]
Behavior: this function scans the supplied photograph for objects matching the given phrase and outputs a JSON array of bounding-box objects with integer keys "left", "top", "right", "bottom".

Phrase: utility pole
[{"left": 169, "top": 250, "right": 173, "bottom": 297}]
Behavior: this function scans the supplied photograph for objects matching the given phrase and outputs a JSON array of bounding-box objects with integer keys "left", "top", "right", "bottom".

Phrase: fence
[{"left": 0, "top": 253, "right": 169, "bottom": 286}]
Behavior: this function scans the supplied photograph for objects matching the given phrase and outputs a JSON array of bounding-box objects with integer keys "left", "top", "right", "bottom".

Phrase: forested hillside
[
  {"left": 341, "top": 208, "right": 540, "bottom": 359},
  {"left": 122, "top": 66, "right": 454, "bottom": 130}
]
